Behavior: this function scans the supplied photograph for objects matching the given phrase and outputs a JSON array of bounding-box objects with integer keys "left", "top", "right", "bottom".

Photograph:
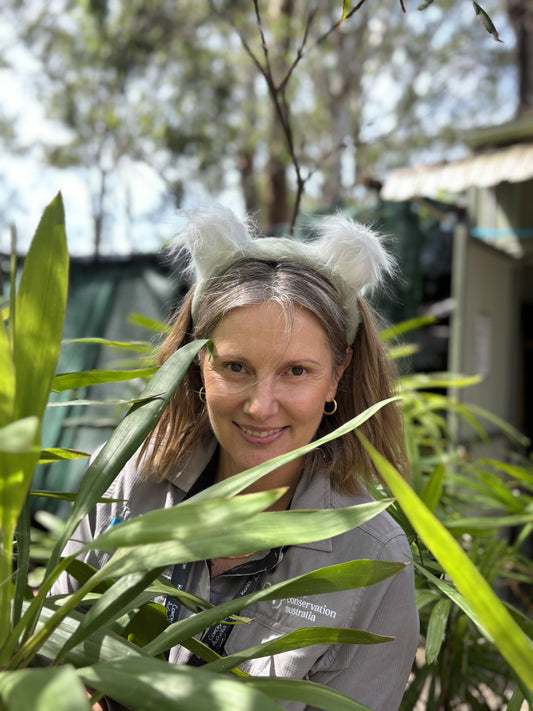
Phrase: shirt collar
[
  {"left": 170, "top": 437, "right": 334, "bottom": 553},
  {"left": 166, "top": 437, "right": 218, "bottom": 495}
]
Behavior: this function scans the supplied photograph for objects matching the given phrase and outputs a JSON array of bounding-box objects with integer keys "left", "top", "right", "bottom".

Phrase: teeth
[{"left": 240, "top": 425, "right": 282, "bottom": 438}]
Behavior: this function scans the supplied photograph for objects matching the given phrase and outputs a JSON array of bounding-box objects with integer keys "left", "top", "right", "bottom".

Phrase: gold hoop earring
[
  {"left": 198, "top": 386, "right": 207, "bottom": 403},
  {"left": 323, "top": 399, "right": 337, "bottom": 415}
]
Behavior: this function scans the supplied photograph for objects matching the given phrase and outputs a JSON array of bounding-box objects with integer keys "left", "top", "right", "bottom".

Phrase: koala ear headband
[{"left": 170, "top": 205, "right": 394, "bottom": 345}]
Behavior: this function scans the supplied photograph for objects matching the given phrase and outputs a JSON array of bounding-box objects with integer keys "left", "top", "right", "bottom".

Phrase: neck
[{"left": 215, "top": 461, "right": 303, "bottom": 512}]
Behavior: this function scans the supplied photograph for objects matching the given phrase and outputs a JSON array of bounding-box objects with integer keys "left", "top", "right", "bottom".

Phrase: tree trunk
[
  {"left": 238, "top": 148, "right": 259, "bottom": 215},
  {"left": 508, "top": 0, "right": 533, "bottom": 114}
]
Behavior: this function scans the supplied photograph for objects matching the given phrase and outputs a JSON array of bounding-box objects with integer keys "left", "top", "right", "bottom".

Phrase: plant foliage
[{"left": 1, "top": 195, "right": 532, "bottom": 710}]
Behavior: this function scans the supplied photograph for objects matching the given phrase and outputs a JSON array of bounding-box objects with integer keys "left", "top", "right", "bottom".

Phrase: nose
[{"left": 242, "top": 376, "right": 279, "bottom": 418}]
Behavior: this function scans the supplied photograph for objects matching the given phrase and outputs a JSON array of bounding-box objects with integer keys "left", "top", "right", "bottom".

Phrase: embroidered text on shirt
[{"left": 284, "top": 597, "right": 337, "bottom": 622}]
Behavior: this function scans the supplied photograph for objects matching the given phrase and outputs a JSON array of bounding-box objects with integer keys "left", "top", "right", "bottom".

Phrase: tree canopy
[{"left": 0, "top": 0, "right": 517, "bottom": 254}]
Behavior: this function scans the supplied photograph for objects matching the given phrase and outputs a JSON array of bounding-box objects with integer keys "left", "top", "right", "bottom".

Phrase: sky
[{"left": 0, "top": 0, "right": 517, "bottom": 259}]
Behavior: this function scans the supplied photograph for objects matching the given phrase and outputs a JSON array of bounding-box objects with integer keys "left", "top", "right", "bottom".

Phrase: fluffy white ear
[
  {"left": 314, "top": 216, "right": 394, "bottom": 292},
  {"left": 171, "top": 206, "right": 253, "bottom": 280}
]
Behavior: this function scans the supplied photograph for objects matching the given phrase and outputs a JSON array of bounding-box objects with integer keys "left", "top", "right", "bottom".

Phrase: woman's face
[{"left": 200, "top": 301, "right": 350, "bottom": 493}]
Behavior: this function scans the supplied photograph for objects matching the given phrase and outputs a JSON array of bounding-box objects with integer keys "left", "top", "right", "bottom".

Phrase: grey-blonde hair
[{"left": 140, "top": 258, "right": 407, "bottom": 495}]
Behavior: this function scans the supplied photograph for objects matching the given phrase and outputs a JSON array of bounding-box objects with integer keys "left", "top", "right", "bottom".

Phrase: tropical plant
[
  {"left": 0, "top": 194, "right": 416, "bottom": 711},
  {"left": 377, "top": 323, "right": 533, "bottom": 709},
  {"left": 2, "top": 195, "right": 532, "bottom": 710}
]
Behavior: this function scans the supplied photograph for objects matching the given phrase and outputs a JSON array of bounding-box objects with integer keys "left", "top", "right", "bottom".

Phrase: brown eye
[
  {"left": 226, "top": 362, "right": 244, "bottom": 373},
  {"left": 289, "top": 366, "right": 306, "bottom": 376}
]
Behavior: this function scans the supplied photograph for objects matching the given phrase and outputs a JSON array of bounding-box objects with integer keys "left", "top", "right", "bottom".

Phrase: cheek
[
  {"left": 287, "top": 389, "right": 328, "bottom": 421},
  {"left": 204, "top": 373, "right": 244, "bottom": 402},
  {"left": 203, "top": 372, "right": 244, "bottom": 418}
]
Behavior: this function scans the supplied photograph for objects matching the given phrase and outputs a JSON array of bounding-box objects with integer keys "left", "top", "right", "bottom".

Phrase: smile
[{"left": 238, "top": 424, "right": 286, "bottom": 439}]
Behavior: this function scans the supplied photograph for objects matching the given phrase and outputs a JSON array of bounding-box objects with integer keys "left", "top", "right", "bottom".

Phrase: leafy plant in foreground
[
  {"left": 379, "top": 323, "right": 533, "bottom": 710},
  {"left": 0, "top": 194, "right": 408, "bottom": 711},
  {"left": 1, "top": 195, "right": 532, "bottom": 710}
]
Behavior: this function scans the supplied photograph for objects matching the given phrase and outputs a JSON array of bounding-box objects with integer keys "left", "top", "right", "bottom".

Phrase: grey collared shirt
[{"left": 52, "top": 441, "right": 418, "bottom": 711}]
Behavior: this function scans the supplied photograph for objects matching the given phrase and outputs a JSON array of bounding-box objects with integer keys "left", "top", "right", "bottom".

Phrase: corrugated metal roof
[{"left": 380, "top": 142, "right": 533, "bottom": 201}]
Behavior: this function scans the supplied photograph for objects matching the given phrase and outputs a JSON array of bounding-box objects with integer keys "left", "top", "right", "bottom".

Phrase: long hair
[{"left": 140, "top": 259, "right": 407, "bottom": 494}]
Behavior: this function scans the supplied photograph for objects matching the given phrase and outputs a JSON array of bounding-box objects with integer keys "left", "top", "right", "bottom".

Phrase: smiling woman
[
  {"left": 201, "top": 301, "right": 350, "bottom": 508},
  {"left": 52, "top": 206, "right": 419, "bottom": 711}
]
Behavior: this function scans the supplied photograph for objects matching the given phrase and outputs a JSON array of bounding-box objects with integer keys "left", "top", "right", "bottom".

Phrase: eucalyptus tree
[{"left": 0, "top": 0, "right": 516, "bottom": 247}]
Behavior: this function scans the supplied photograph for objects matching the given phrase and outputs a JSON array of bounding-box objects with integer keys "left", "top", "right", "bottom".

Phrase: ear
[
  {"left": 328, "top": 347, "right": 353, "bottom": 398},
  {"left": 170, "top": 206, "right": 252, "bottom": 282},
  {"left": 314, "top": 217, "right": 394, "bottom": 293}
]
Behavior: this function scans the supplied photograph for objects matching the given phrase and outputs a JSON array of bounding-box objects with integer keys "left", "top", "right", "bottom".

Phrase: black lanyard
[
  {"left": 163, "top": 452, "right": 283, "bottom": 663},
  {"left": 165, "top": 562, "right": 192, "bottom": 624},
  {"left": 164, "top": 547, "right": 283, "bottom": 664},
  {"left": 186, "top": 569, "right": 265, "bottom": 666}
]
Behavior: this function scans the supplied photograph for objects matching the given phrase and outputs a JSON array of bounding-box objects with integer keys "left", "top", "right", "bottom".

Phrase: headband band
[{"left": 170, "top": 206, "right": 393, "bottom": 344}]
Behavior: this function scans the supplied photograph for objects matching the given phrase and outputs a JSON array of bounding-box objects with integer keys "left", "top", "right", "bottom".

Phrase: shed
[{"left": 380, "top": 116, "right": 533, "bottom": 451}]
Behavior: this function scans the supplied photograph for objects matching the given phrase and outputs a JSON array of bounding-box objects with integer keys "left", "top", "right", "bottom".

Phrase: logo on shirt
[
  {"left": 262, "top": 583, "right": 337, "bottom": 622},
  {"left": 283, "top": 597, "right": 337, "bottom": 623},
  {"left": 109, "top": 501, "right": 132, "bottom": 527}
]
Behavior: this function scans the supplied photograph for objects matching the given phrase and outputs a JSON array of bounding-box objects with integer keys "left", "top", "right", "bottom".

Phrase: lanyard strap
[
  {"left": 165, "top": 562, "right": 193, "bottom": 624},
  {"left": 186, "top": 570, "right": 264, "bottom": 666},
  {"left": 165, "top": 548, "right": 283, "bottom": 664}
]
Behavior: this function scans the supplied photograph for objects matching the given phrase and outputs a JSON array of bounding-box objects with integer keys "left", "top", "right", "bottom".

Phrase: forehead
[{"left": 210, "top": 302, "right": 332, "bottom": 357}]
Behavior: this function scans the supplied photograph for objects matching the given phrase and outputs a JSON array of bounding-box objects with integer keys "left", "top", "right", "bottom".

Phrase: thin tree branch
[
  {"left": 253, "top": 0, "right": 274, "bottom": 84},
  {"left": 314, "top": 0, "right": 369, "bottom": 47},
  {"left": 212, "top": 1, "right": 368, "bottom": 235},
  {"left": 278, "top": 8, "right": 315, "bottom": 93}
]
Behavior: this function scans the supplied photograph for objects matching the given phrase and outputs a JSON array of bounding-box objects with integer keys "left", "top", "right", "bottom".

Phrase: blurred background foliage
[
  {"left": 0, "top": 0, "right": 520, "bottom": 255},
  {"left": 1, "top": 2, "right": 532, "bottom": 707}
]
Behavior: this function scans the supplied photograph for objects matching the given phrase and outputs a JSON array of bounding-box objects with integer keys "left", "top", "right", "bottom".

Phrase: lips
[{"left": 236, "top": 423, "right": 287, "bottom": 440}]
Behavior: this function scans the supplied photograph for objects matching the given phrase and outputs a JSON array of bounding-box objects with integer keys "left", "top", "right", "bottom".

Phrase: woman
[{"left": 54, "top": 207, "right": 419, "bottom": 711}]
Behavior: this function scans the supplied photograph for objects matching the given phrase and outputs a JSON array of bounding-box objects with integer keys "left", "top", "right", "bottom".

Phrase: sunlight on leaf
[{"left": 473, "top": 0, "right": 503, "bottom": 42}]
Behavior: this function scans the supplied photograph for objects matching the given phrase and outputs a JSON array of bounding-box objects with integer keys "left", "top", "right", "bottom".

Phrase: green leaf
[
  {"left": 89, "top": 501, "right": 393, "bottom": 582},
  {"left": 387, "top": 343, "right": 418, "bottom": 360},
  {"left": 401, "top": 372, "right": 482, "bottom": 391},
  {"left": 0, "top": 666, "right": 89, "bottom": 711},
  {"left": 425, "top": 597, "right": 451, "bottom": 664},
  {"left": 13, "top": 499, "right": 31, "bottom": 626},
  {"left": 420, "top": 463, "right": 444, "bottom": 511},
  {"left": 244, "top": 676, "right": 372, "bottom": 711},
  {"left": 29, "top": 491, "right": 98, "bottom": 503},
  {"left": 78, "top": 657, "right": 283, "bottom": 711},
  {"left": 122, "top": 602, "right": 169, "bottom": 649},
  {"left": 47, "top": 395, "right": 160, "bottom": 408},
  {"left": 0, "top": 417, "right": 39, "bottom": 454},
  {"left": 38, "top": 447, "right": 90, "bottom": 463},
  {"left": 29, "top": 600, "right": 146, "bottom": 666},
  {"left": 85, "top": 488, "right": 287, "bottom": 550},
  {"left": 204, "top": 626, "right": 393, "bottom": 674},
  {"left": 473, "top": 0, "right": 503, "bottom": 42},
  {"left": 1, "top": 193, "right": 68, "bottom": 657},
  {"left": 52, "top": 367, "right": 158, "bottom": 391},
  {"left": 381, "top": 315, "right": 436, "bottom": 341},
  {"left": 46, "top": 339, "right": 208, "bottom": 575},
  {"left": 127, "top": 312, "right": 170, "bottom": 334},
  {"left": 55, "top": 569, "right": 166, "bottom": 663},
  {"left": 0, "top": 319, "right": 14, "bottom": 428},
  {"left": 144, "top": 559, "right": 404, "bottom": 656},
  {"left": 13, "top": 192, "right": 68, "bottom": 421},
  {"left": 357, "top": 432, "right": 533, "bottom": 692},
  {"left": 63, "top": 337, "right": 153, "bottom": 352},
  {"left": 480, "top": 458, "right": 533, "bottom": 487},
  {"left": 507, "top": 686, "right": 526, "bottom": 711},
  {"left": 444, "top": 513, "right": 533, "bottom": 532}
]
